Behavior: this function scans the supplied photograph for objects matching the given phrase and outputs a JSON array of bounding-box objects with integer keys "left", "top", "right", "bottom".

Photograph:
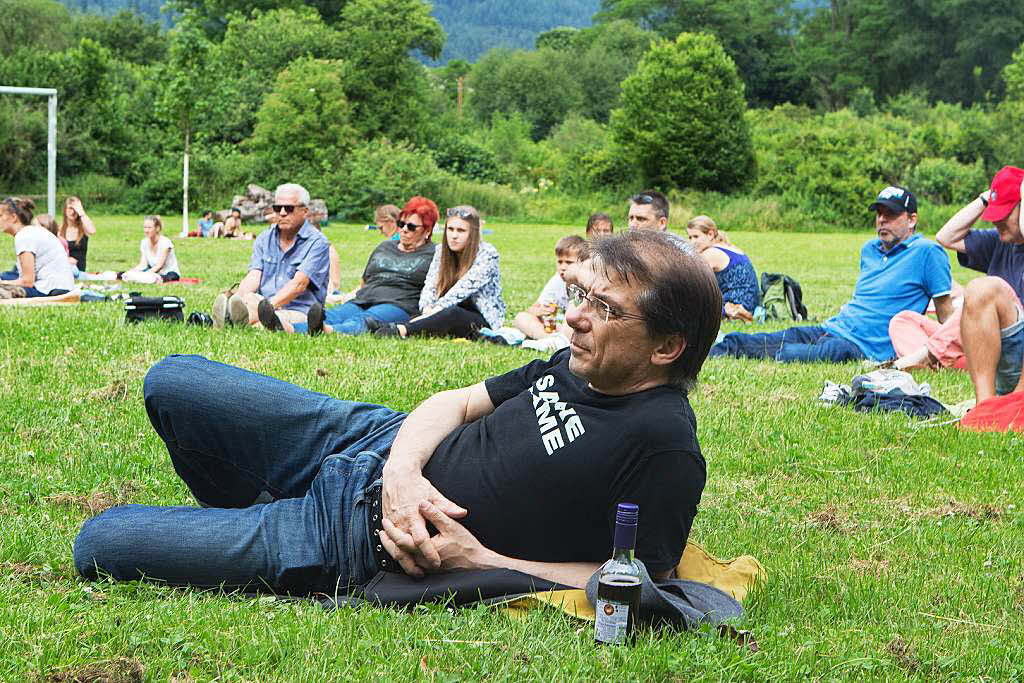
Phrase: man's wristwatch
[{"left": 979, "top": 190, "right": 991, "bottom": 207}]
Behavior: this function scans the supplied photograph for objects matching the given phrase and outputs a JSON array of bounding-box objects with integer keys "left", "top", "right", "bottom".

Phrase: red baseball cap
[{"left": 982, "top": 166, "right": 1024, "bottom": 222}]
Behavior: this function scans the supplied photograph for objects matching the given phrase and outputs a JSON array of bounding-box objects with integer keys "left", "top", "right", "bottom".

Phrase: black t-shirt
[
  {"left": 422, "top": 349, "right": 706, "bottom": 573},
  {"left": 68, "top": 234, "right": 89, "bottom": 271},
  {"left": 353, "top": 240, "right": 435, "bottom": 315}
]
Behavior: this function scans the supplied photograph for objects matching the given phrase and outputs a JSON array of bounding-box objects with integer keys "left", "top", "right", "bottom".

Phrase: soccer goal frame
[{"left": 0, "top": 86, "right": 57, "bottom": 217}]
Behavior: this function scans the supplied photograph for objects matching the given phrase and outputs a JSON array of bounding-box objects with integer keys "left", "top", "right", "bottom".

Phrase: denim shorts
[{"left": 996, "top": 306, "right": 1024, "bottom": 395}]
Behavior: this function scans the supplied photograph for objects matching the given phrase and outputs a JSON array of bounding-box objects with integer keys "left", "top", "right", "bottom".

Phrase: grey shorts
[{"left": 996, "top": 306, "right": 1024, "bottom": 395}]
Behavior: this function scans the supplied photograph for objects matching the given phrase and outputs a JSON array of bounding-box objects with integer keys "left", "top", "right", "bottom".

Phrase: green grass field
[{"left": 1, "top": 216, "right": 1021, "bottom": 682}]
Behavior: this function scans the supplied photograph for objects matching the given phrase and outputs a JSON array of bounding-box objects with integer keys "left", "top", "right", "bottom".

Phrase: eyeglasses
[
  {"left": 630, "top": 194, "right": 655, "bottom": 205},
  {"left": 396, "top": 220, "right": 423, "bottom": 231},
  {"left": 446, "top": 208, "right": 475, "bottom": 219},
  {"left": 566, "top": 283, "right": 645, "bottom": 323},
  {"left": 272, "top": 204, "right": 304, "bottom": 214}
]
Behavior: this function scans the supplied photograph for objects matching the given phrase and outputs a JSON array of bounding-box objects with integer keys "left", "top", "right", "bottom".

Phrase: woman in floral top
[{"left": 371, "top": 205, "right": 505, "bottom": 339}]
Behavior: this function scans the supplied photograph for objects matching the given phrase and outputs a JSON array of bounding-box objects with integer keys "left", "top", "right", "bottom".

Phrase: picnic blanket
[
  {"left": 0, "top": 289, "right": 82, "bottom": 306},
  {"left": 502, "top": 539, "right": 764, "bottom": 621},
  {"left": 960, "top": 393, "right": 1024, "bottom": 432}
]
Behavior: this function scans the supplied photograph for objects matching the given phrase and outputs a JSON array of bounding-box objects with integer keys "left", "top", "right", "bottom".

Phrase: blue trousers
[
  {"left": 292, "top": 301, "right": 409, "bottom": 335},
  {"left": 73, "top": 355, "right": 407, "bottom": 594},
  {"left": 709, "top": 325, "right": 866, "bottom": 363}
]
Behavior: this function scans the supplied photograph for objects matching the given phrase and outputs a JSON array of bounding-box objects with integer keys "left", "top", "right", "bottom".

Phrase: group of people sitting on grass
[
  {"left": 0, "top": 195, "right": 185, "bottom": 297},
  {"left": 711, "top": 166, "right": 1024, "bottom": 406},
  {"left": 206, "top": 184, "right": 766, "bottom": 355}
]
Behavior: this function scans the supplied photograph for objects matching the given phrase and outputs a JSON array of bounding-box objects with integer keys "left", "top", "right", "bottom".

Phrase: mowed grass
[{"left": 1, "top": 215, "right": 1022, "bottom": 682}]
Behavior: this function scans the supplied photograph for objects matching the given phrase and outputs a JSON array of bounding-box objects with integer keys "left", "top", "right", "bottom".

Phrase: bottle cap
[{"left": 614, "top": 502, "right": 639, "bottom": 550}]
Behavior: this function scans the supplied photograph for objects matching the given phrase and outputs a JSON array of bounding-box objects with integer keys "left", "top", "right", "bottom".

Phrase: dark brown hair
[
  {"left": 3, "top": 196, "right": 35, "bottom": 226},
  {"left": 591, "top": 230, "right": 722, "bottom": 392},
  {"left": 436, "top": 205, "right": 482, "bottom": 297}
]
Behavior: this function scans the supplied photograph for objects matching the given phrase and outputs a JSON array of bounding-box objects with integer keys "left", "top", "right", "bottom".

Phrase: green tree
[
  {"left": 535, "top": 26, "right": 579, "bottom": 51},
  {"left": 610, "top": 32, "right": 755, "bottom": 191},
  {"left": 158, "top": 14, "right": 219, "bottom": 225},
  {"left": 249, "top": 57, "right": 357, "bottom": 184},
  {"left": 597, "top": 0, "right": 806, "bottom": 107},
  {"left": 0, "top": 0, "right": 72, "bottom": 57},
  {"left": 571, "top": 19, "right": 656, "bottom": 123},
  {"left": 468, "top": 48, "right": 582, "bottom": 140},
  {"left": 72, "top": 9, "right": 167, "bottom": 65},
  {"left": 332, "top": 0, "right": 445, "bottom": 141},
  {"left": 1005, "top": 43, "right": 1024, "bottom": 101}
]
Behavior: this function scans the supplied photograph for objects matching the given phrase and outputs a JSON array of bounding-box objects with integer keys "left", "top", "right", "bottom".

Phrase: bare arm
[
  {"left": 72, "top": 199, "right": 97, "bottom": 236},
  {"left": 148, "top": 244, "right": 170, "bottom": 273},
  {"left": 381, "top": 382, "right": 495, "bottom": 571},
  {"left": 9, "top": 252, "right": 36, "bottom": 288},
  {"left": 700, "top": 247, "right": 730, "bottom": 273},
  {"left": 936, "top": 193, "right": 988, "bottom": 254},
  {"left": 267, "top": 271, "right": 310, "bottom": 309},
  {"left": 235, "top": 269, "right": 263, "bottom": 297},
  {"left": 933, "top": 294, "right": 954, "bottom": 324}
]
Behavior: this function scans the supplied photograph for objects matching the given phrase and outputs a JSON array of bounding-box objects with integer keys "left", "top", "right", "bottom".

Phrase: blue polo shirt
[
  {"left": 822, "top": 234, "right": 952, "bottom": 360},
  {"left": 248, "top": 221, "right": 330, "bottom": 314}
]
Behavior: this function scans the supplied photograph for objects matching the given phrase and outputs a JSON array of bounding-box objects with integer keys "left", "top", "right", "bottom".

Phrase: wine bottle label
[{"left": 594, "top": 598, "right": 630, "bottom": 644}]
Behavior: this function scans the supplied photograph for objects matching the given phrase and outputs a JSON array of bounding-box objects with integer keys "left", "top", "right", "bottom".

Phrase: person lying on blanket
[{"left": 73, "top": 231, "right": 721, "bottom": 594}]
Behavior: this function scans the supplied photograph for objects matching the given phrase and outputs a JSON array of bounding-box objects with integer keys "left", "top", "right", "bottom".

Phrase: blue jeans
[
  {"left": 73, "top": 355, "right": 407, "bottom": 594},
  {"left": 709, "top": 325, "right": 866, "bottom": 363},
  {"left": 996, "top": 314, "right": 1024, "bottom": 395},
  {"left": 292, "top": 301, "right": 410, "bottom": 336}
]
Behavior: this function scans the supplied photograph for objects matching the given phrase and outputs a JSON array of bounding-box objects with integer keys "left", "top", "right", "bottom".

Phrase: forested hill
[
  {"left": 56, "top": 0, "right": 601, "bottom": 63},
  {"left": 428, "top": 0, "right": 599, "bottom": 63}
]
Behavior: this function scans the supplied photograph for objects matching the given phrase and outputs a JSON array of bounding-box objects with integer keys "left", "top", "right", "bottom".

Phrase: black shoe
[
  {"left": 363, "top": 316, "right": 384, "bottom": 333},
  {"left": 257, "top": 299, "right": 283, "bottom": 332},
  {"left": 307, "top": 303, "right": 325, "bottom": 336},
  {"left": 373, "top": 322, "right": 402, "bottom": 338},
  {"left": 187, "top": 311, "right": 213, "bottom": 327}
]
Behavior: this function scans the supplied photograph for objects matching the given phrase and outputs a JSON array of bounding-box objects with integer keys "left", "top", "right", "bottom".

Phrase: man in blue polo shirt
[
  {"left": 212, "top": 183, "right": 330, "bottom": 331},
  {"left": 710, "top": 186, "right": 953, "bottom": 363}
]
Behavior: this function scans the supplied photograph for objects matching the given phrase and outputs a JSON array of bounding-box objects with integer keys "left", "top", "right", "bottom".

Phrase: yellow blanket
[{"left": 503, "top": 540, "right": 765, "bottom": 621}]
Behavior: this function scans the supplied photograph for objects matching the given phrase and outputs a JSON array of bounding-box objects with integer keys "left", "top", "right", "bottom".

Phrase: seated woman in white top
[
  {"left": 121, "top": 215, "right": 181, "bottom": 284},
  {"left": 0, "top": 196, "right": 75, "bottom": 298}
]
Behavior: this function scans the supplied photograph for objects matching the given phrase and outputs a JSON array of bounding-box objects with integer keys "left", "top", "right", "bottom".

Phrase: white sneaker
[
  {"left": 818, "top": 381, "right": 852, "bottom": 405},
  {"left": 228, "top": 295, "right": 250, "bottom": 326},
  {"left": 212, "top": 293, "right": 229, "bottom": 329}
]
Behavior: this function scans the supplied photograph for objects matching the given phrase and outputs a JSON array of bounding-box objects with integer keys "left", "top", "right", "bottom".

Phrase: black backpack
[
  {"left": 759, "top": 273, "right": 808, "bottom": 321},
  {"left": 124, "top": 295, "right": 185, "bottom": 324}
]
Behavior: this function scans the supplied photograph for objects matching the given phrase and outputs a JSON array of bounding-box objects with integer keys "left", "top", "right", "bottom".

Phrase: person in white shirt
[
  {"left": 0, "top": 196, "right": 75, "bottom": 298},
  {"left": 122, "top": 215, "right": 181, "bottom": 284}
]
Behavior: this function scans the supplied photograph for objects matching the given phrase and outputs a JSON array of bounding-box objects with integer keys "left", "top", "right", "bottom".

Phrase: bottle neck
[{"left": 612, "top": 546, "right": 635, "bottom": 564}]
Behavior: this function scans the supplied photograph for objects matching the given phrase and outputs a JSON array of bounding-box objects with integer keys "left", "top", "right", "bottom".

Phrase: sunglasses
[
  {"left": 446, "top": 208, "right": 476, "bottom": 219},
  {"left": 630, "top": 194, "right": 655, "bottom": 205},
  {"left": 396, "top": 220, "right": 424, "bottom": 231},
  {"left": 272, "top": 204, "right": 304, "bottom": 214}
]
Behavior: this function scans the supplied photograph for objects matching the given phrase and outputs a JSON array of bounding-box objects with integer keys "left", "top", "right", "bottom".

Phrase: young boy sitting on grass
[{"left": 514, "top": 235, "right": 588, "bottom": 345}]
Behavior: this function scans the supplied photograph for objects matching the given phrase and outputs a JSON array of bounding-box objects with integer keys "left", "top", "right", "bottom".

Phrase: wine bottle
[{"left": 594, "top": 502, "right": 642, "bottom": 645}]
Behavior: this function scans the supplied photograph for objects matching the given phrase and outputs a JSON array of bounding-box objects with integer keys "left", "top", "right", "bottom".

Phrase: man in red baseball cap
[{"left": 937, "top": 166, "right": 1024, "bottom": 402}]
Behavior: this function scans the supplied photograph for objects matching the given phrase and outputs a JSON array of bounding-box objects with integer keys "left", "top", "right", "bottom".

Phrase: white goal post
[{"left": 0, "top": 86, "right": 57, "bottom": 217}]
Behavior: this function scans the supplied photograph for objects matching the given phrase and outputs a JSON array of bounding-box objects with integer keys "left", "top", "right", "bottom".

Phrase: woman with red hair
[{"left": 279, "top": 197, "right": 438, "bottom": 336}]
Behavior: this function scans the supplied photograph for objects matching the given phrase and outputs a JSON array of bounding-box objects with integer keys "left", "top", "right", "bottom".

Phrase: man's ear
[{"left": 650, "top": 334, "right": 686, "bottom": 367}]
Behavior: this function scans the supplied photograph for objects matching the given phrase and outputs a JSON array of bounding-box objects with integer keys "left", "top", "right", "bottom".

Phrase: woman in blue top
[
  {"left": 371, "top": 205, "right": 505, "bottom": 339},
  {"left": 687, "top": 215, "right": 760, "bottom": 321}
]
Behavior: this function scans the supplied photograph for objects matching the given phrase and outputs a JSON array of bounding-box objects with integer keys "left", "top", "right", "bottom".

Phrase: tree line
[{"left": 1, "top": 0, "right": 1024, "bottom": 228}]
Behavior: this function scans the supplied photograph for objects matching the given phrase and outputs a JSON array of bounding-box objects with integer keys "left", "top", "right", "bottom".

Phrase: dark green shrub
[
  {"left": 430, "top": 136, "right": 507, "bottom": 184},
  {"left": 610, "top": 32, "right": 756, "bottom": 192},
  {"left": 906, "top": 157, "right": 989, "bottom": 206},
  {"left": 324, "top": 139, "right": 455, "bottom": 219}
]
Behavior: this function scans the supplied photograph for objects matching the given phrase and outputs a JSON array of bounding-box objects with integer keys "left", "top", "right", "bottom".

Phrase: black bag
[
  {"left": 760, "top": 273, "right": 808, "bottom": 321},
  {"left": 124, "top": 295, "right": 185, "bottom": 324}
]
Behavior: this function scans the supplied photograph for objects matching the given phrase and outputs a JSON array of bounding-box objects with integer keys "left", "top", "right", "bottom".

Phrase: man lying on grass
[
  {"left": 73, "top": 231, "right": 722, "bottom": 594},
  {"left": 710, "top": 186, "right": 953, "bottom": 363}
]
